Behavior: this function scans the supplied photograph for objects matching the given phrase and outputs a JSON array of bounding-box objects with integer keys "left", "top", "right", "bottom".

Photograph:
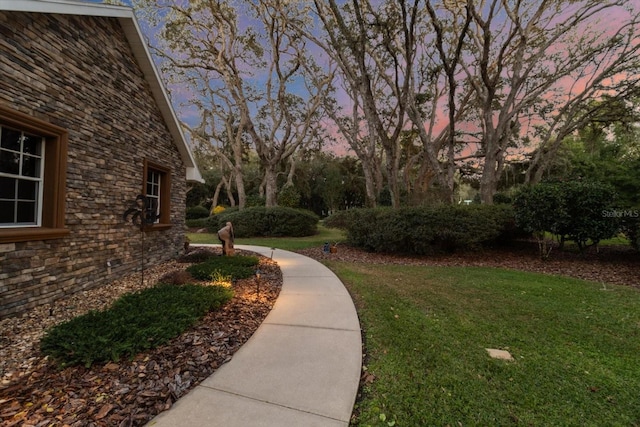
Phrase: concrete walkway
[{"left": 147, "top": 245, "right": 362, "bottom": 427}]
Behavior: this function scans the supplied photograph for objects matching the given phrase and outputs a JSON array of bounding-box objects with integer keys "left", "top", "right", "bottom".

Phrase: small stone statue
[{"left": 217, "top": 221, "right": 235, "bottom": 256}]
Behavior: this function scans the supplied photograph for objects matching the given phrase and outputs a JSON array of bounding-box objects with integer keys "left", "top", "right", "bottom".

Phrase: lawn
[
  {"left": 187, "top": 223, "right": 345, "bottom": 251},
  {"left": 186, "top": 228, "right": 640, "bottom": 425},
  {"left": 323, "top": 261, "right": 640, "bottom": 426}
]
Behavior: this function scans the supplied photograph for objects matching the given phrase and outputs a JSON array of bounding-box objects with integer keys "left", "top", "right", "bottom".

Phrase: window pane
[
  {"left": 0, "top": 177, "right": 16, "bottom": 199},
  {"left": 18, "top": 180, "right": 37, "bottom": 201},
  {"left": 22, "top": 134, "right": 42, "bottom": 155},
  {"left": 17, "top": 201, "right": 36, "bottom": 223},
  {"left": 0, "top": 127, "right": 21, "bottom": 151},
  {"left": 0, "top": 149, "right": 20, "bottom": 174},
  {"left": 21, "top": 155, "right": 41, "bottom": 178},
  {"left": 0, "top": 201, "right": 15, "bottom": 223}
]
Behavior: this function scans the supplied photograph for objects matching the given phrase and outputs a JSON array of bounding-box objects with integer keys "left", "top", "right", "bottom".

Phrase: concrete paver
[{"left": 147, "top": 245, "right": 362, "bottom": 427}]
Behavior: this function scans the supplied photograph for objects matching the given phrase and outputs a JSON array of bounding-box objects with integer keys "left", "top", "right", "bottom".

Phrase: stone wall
[{"left": 0, "top": 12, "right": 188, "bottom": 318}]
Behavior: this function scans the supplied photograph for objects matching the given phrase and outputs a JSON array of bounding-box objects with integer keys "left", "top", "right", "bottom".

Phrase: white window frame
[
  {"left": 145, "top": 168, "right": 161, "bottom": 224},
  {"left": 0, "top": 126, "right": 46, "bottom": 228}
]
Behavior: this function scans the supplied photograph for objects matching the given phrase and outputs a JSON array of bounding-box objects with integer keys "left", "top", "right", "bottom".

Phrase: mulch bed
[
  {"left": 297, "top": 240, "right": 640, "bottom": 289},
  {"left": 0, "top": 247, "right": 282, "bottom": 427}
]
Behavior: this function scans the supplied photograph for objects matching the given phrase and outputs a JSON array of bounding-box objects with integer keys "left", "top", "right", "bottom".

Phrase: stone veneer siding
[{"left": 0, "top": 12, "right": 188, "bottom": 318}]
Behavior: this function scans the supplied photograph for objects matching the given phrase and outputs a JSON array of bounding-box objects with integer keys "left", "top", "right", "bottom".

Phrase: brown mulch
[
  {"left": 0, "top": 247, "right": 282, "bottom": 427},
  {"left": 297, "top": 241, "right": 640, "bottom": 289}
]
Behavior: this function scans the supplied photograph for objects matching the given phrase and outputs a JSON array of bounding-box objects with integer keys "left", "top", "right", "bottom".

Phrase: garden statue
[{"left": 218, "top": 221, "right": 235, "bottom": 256}]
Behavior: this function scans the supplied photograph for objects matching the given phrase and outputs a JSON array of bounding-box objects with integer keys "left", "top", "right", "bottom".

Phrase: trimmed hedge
[
  {"left": 338, "top": 204, "right": 515, "bottom": 254},
  {"left": 206, "top": 206, "right": 318, "bottom": 237},
  {"left": 186, "top": 217, "right": 208, "bottom": 228},
  {"left": 186, "top": 205, "right": 210, "bottom": 219},
  {"left": 324, "top": 209, "right": 361, "bottom": 230}
]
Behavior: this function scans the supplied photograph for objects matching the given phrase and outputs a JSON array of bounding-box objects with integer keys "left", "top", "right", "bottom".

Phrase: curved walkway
[{"left": 148, "top": 245, "right": 362, "bottom": 427}]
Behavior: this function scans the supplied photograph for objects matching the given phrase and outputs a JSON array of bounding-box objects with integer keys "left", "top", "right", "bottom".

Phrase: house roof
[{"left": 0, "top": 0, "right": 204, "bottom": 183}]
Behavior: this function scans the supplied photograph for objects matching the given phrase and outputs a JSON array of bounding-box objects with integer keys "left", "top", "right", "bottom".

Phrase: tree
[
  {"left": 306, "top": 0, "right": 421, "bottom": 208},
  {"left": 406, "top": 0, "right": 475, "bottom": 203},
  {"left": 460, "top": 0, "right": 640, "bottom": 203},
  {"left": 133, "top": 0, "right": 333, "bottom": 208},
  {"left": 536, "top": 97, "right": 640, "bottom": 207}
]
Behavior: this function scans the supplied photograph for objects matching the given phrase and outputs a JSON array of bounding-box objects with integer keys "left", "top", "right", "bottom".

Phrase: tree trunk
[
  {"left": 234, "top": 168, "right": 246, "bottom": 210},
  {"left": 264, "top": 167, "right": 278, "bottom": 207},
  {"left": 479, "top": 151, "right": 498, "bottom": 204}
]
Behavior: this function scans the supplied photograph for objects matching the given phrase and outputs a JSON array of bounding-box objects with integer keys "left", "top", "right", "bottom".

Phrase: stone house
[{"left": 0, "top": 0, "right": 203, "bottom": 318}]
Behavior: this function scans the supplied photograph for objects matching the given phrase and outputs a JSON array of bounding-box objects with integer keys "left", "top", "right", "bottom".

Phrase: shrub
[
  {"left": 513, "top": 183, "right": 566, "bottom": 258},
  {"left": 620, "top": 212, "right": 640, "bottom": 251},
  {"left": 207, "top": 206, "right": 318, "bottom": 237},
  {"left": 514, "top": 181, "right": 618, "bottom": 256},
  {"left": 186, "top": 217, "right": 208, "bottom": 228},
  {"left": 186, "top": 205, "right": 210, "bottom": 220},
  {"left": 557, "top": 181, "right": 619, "bottom": 251},
  {"left": 186, "top": 255, "right": 260, "bottom": 280},
  {"left": 158, "top": 270, "right": 194, "bottom": 285},
  {"left": 493, "top": 192, "right": 513, "bottom": 204},
  {"left": 40, "top": 284, "right": 233, "bottom": 368},
  {"left": 277, "top": 186, "right": 301, "bottom": 208},
  {"left": 342, "top": 205, "right": 515, "bottom": 254},
  {"left": 178, "top": 248, "right": 218, "bottom": 263},
  {"left": 212, "top": 205, "right": 226, "bottom": 215},
  {"left": 324, "top": 209, "right": 361, "bottom": 230}
]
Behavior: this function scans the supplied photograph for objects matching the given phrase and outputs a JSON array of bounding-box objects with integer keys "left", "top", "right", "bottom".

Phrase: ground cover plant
[
  {"left": 40, "top": 283, "right": 234, "bottom": 368},
  {"left": 186, "top": 254, "right": 260, "bottom": 280},
  {"left": 324, "top": 261, "right": 640, "bottom": 426}
]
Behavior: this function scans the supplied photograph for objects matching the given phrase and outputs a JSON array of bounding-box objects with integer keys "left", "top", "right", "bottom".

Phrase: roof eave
[{"left": 0, "top": 0, "right": 204, "bottom": 183}]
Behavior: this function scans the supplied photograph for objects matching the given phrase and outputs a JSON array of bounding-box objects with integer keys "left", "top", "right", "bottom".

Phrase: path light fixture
[{"left": 255, "top": 268, "right": 261, "bottom": 299}]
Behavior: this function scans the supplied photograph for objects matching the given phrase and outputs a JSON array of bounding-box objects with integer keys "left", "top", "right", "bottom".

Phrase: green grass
[
  {"left": 543, "top": 232, "right": 631, "bottom": 248},
  {"left": 323, "top": 261, "right": 640, "bottom": 426},
  {"left": 40, "top": 283, "right": 233, "bottom": 368},
  {"left": 187, "top": 224, "right": 346, "bottom": 251}
]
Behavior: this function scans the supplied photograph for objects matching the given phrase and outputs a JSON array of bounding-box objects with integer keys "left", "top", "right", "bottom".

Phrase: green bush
[
  {"left": 186, "top": 217, "right": 209, "bottom": 228},
  {"left": 277, "top": 186, "right": 301, "bottom": 208},
  {"left": 557, "top": 181, "right": 619, "bottom": 250},
  {"left": 514, "top": 181, "right": 619, "bottom": 255},
  {"left": 513, "top": 183, "right": 566, "bottom": 257},
  {"left": 40, "top": 284, "right": 233, "bottom": 368},
  {"left": 324, "top": 209, "right": 361, "bottom": 230},
  {"left": 620, "top": 212, "right": 640, "bottom": 251},
  {"left": 186, "top": 205, "right": 210, "bottom": 220},
  {"left": 186, "top": 255, "right": 260, "bottom": 280},
  {"left": 207, "top": 206, "right": 318, "bottom": 237},
  {"left": 342, "top": 205, "right": 515, "bottom": 254}
]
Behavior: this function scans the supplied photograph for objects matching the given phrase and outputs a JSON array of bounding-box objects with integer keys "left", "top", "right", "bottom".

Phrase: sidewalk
[{"left": 147, "top": 245, "right": 362, "bottom": 427}]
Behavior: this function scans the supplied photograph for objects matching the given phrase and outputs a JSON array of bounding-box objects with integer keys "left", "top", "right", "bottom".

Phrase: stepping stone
[{"left": 485, "top": 348, "right": 514, "bottom": 361}]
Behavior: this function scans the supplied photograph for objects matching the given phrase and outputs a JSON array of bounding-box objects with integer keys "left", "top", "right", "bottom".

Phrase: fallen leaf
[{"left": 95, "top": 403, "right": 115, "bottom": 419}]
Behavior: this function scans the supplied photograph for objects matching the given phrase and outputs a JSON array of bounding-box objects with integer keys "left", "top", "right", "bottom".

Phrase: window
[
  {"left": 0, "top": 105, "right": 68, "bottom": 243},
  {"left": 143, "top": 160, "right": 171, "bottom": 230},
  {"left": 0, "top": 127, "right": 44, "bottom": 226}
]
